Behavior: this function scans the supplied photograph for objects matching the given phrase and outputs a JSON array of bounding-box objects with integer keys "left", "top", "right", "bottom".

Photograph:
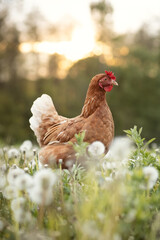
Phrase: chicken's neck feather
[{"left": 81, "top": 82, "right": 107, "bottom": 118}]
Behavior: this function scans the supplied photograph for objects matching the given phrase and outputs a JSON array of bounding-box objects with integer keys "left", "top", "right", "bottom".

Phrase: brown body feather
[{"left": 30, "top": 73, "right": 115, "bottom": 168}]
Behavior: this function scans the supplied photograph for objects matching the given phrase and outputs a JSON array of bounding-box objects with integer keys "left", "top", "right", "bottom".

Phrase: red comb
[{"left": 105, "top": 70, "right": 116, "bottom": 80}]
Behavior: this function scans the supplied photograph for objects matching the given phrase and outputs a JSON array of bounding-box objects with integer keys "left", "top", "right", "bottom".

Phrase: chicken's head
[{"left": 99, "top": 70, "right": 118, "bottom": 92}]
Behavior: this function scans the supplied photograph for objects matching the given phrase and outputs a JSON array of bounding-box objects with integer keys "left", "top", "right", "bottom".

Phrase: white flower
[
  {"left": 7, "top": 168, "right": 24, "bottom": 185},
  {"left": 11, "top": 198, "right": 32, "bottom": 224},
  {"left": 28, "top": 169, "right": 57, "bottom": 206},
  {"left": 143, "top": 166, "right": 159, "bottom": 189},
  {"left": 88, "top": 141, "right": 105, "bottom": 157},
  {"left": 11, "top": 197, "right": 26, "bottom": 211},
  {"left": 20, "top": 140, "right": 32, "bottom": 152},
  {"left": 107, "top": 136, "right": 134, "bottom": 164},
  {"left": 24, "top": 167, "right": 29, "bottom": 172},
  {"left": 14, "top": 173, "right": 33, "bottom": 190},
  {"left": 3, "top": 185, "right": 19, "bottom": 199},
  {"left": 28, "top": 187, "right": 53, "bottom": 206},
  {"left": 0, "top": 164, "right": 8, "bottom": 173},
  {"left": 102, "top": 161, "right": 116, "bottom": 170},
  {"left": 114, "top": 169, "right": 128, "bottom": 179},
  {"left": 13, "top": 209, "right": 32, "bottom": 224},
  {"left": 8, "top": 148, "right": 19, "bottom": 159},
  {"left": 105, "top": 176, "right": 113, "bottom": 183},
  {"left": 33, "top": 168, "right": 57, "bottom": 190}
]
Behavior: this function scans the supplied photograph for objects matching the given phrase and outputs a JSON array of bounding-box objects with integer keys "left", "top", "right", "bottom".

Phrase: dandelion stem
[
  {"left": 34, "top": 152, "right": 39, "bottom": 171},
  {"left": 15, "top": 221, "right": 20, "bottom": 240},
  {"left": 38, "top": 204, "right": 45, "bottom": 227},
  {"left": 3, "top": 148, "right": 8, "bottom": 169}
]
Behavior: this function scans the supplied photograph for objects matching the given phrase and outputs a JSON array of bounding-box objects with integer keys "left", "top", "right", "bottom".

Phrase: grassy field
[{"left": 0, "top": 126, "right": 160, "bottom": 240}]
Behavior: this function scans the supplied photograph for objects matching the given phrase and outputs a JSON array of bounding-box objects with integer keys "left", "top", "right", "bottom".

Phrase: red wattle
[{"left": 104, "top": 85, "right": 113, "bottom": 92}]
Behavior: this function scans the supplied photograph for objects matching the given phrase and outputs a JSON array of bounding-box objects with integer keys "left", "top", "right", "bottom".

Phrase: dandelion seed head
[
  {"left": 58, "top": 159, "right": 63, "bottom": 164},
  {"left": 3, "top": 185, "right": 19, "bottom": 199},
  {"left": 65, "top": 160, "right": 74, "bottom": 169},
  {"left": 0, "top": 164, "right": 9, "bottom": 173},
  {"left": 28, "top": 186, "right": 53, "bottom": 205},
  {"left": 8, "top": 148, "right": 19, "bottom": 159},
  {"left": 7, "top": 168, "right": 24, "bottom": 185},
  {"left": 108, "top": 137, "right": 134, "bottom": 163},
  {"left": 20, "top": 140, "right": 32, "bottom": 152},
  {"left": 105, "top": 176, "right": 113, "bottom": 183},
  {"left": 13, "top": 209, "right": 32, "bottom": 224},
  {"left": 27, "top": 169, "right": 57, "bottom": 205},
  {"left": 33, "top": 148, "right": 38, "bottom": 155},
  {"left": 102, "top": 161, "right": 116, "bottom": 170},
  {"left": 11, "top": 197, "right": 26, "bottom": 211},
  {"left": 11, "top": 164, "right": 18, "bottom": 169},
  {"left": 33, "top": 168, "right": 57, "bottom": 190},
  {"left": 88, "top": 141, "right": 105, "bottom": 157},
  {"left": 14, "top": 173, "right": 33, "bottom": 190},
  {"left": 143, "top": 166, "right": 159, "bottom": 189},
  {"left": 24, "top": 167, "right": 29, "bottom": 172}
]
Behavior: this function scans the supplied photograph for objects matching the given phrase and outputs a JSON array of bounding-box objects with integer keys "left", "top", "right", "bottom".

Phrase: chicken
[{"left": 29, "top": 70, "right": 118, "bottom": 168}]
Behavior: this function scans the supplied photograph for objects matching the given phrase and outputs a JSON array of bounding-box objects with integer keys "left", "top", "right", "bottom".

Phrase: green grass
[{"left": 0, "top": 126, "right": 160, "bottom": 240}]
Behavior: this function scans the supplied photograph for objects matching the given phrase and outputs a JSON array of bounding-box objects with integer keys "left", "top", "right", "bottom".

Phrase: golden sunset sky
[{"left": 15, "top": 0, "right": 160, "bottom": 61}]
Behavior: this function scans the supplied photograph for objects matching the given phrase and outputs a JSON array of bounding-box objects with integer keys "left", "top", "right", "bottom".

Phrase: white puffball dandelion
[
  {"left": 28, "top": 187, "right": 53, "bottom": 206},
  {"left": 28, "top": 168, "right": 57, "bottom": 206},
  {"left": 7, "top": 168, "right": 24, "bottom": 185},
  {"left": 88, "top": 141, "right": 105, "bottom": 157},
  {"left": 102, "top": 161, "right": 116, "bottom": 170},
  {"left": 14, "top": 173, "right": 33, "bottom": 190},
  {"left": 107, "top": 136, "right": 134, "bottom": 164},
  {"left": 13, "top": 210, "right": 32, "bottom": 224},
  {"left": 11, "top": 197, "right": 26, "bottom": 211},
  {"left": 20, "top": 140, "right": 32, "bottom": 152},
  {"left": 3, "top": 185, "right": 19, "bottom": 199},
  {"left": 143, "top": 166, "right": 159, "bottom": 189},
  {"left": 33, "top": 168, "right": 57, "bottom": 190},
  {"left": 11, "top": 198, "right": 32, "bottom": 224},
  {"left": 105, "top": 177, "right": 113, "bottom": 183},
  {"left": 8, "top": 148, "right": 19, "bottom": 159}
]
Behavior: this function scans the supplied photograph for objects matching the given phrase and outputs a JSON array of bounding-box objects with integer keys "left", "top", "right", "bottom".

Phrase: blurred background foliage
[{"left": 0, "top": 0, "right": 160, "bottom": 144}]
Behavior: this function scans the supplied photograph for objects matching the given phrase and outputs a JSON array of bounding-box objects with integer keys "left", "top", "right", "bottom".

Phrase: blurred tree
[
  {"left": 0, "top": 8, "right": 20, "bottom": 83},
  {"left": 90, "top": 0, "right": 113, "bottom": 42}
]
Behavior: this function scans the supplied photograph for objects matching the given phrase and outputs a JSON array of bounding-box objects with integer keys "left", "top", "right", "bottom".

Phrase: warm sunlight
[{"left": 19, "top": 27, "right": 95, "bottom": 62}]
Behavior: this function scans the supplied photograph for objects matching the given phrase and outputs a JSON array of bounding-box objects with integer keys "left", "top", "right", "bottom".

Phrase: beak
[{"left": 111, "top": 80, "right": 118, "bottom": 86}]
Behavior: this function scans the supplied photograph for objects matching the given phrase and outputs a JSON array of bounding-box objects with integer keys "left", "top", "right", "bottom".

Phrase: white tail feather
[{"left": 29, "top": 94, "right": 57, "bottom": 144}]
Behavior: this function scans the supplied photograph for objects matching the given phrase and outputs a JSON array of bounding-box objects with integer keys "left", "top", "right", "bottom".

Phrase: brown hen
[{"left": 29, "top": 71, "right": 118, "bottom": 168}]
